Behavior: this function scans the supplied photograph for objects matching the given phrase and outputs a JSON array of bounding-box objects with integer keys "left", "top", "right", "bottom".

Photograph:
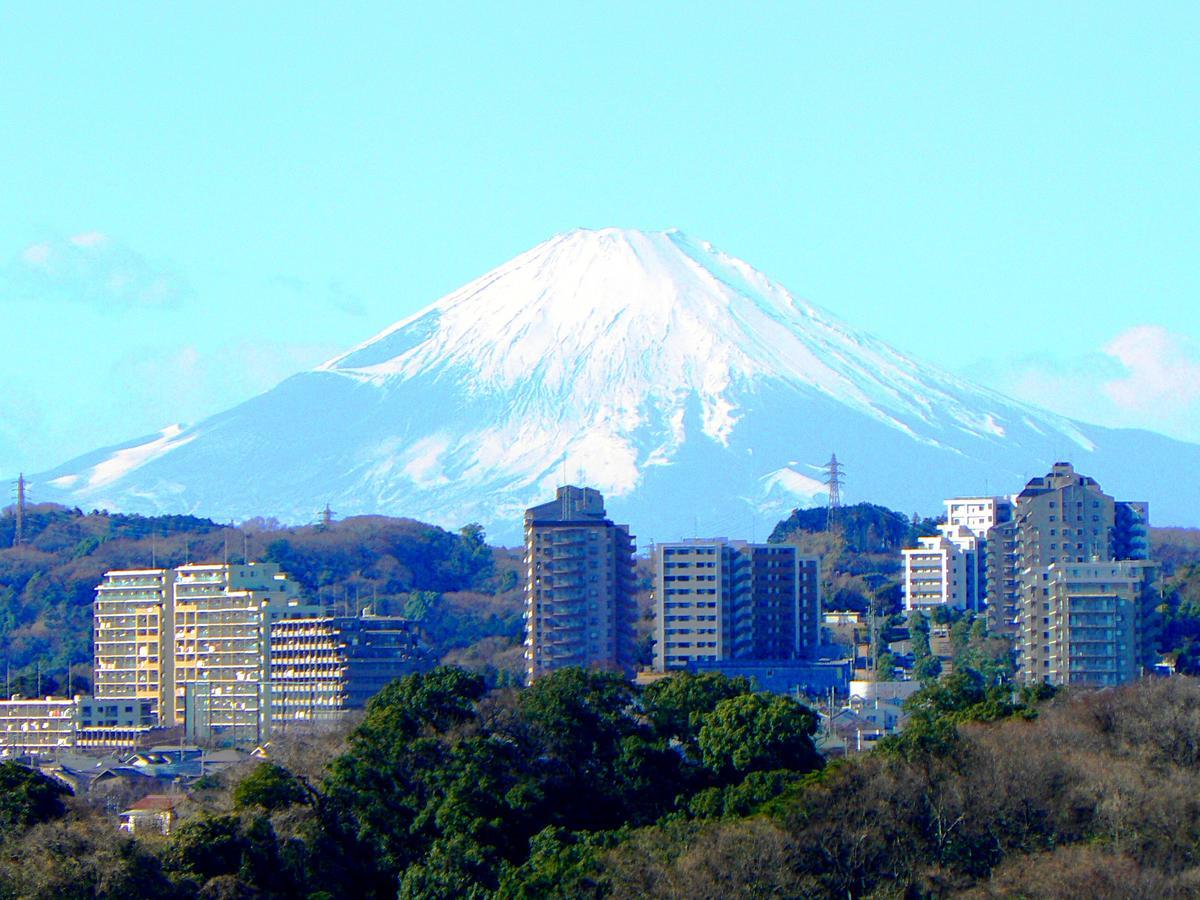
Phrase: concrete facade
[
  {"left": 988, "top": 463, "right": 1154, "bottom": 686},
  {"left": 523, "top": 486, "right": 637, "bottom": 681},
  {"left": 903, "top": 496, "right": 1012, "bottom": 614},
  {"left": 269, "top": 613, "right": 434, "bottom": 729},
  {"left": 653, "top": 539, "right": 820, "bottom": 671},
  {"left": 95, "top": 563, "right": 321, "bottom": 743},
  {"left": 0, "top": 696, "right": 155, "bottom": 756}
]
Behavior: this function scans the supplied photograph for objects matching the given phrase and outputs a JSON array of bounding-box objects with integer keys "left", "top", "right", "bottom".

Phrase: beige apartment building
[
  {"left": 95, "top": 562, "right": 317, "bottom": 743},
  {"left": 93, "top": 568, "right": 175, "bottom": 722},
  {"left": 972, "top": 463, "right": 1154, "bottom": 687},
  {"left": 523, "top": 486, "right": 637, "bottom": 681},
  {"left": 653, "top": 539, "right": 821, "bottom": 671},
  {"left": 1044, "top": 560, "right": 1157, "bottom": 687},
  {"left": 173, "top": 563, "right": 318, "bottom": 744}
]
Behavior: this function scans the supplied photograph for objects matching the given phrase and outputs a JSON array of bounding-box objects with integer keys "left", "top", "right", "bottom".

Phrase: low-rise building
[
  {"left": 118, "top": 793, "right": 184, "bottom": 835},
  {"left": 683, "top": 657, "right": 851, "bottom": 699},
  {"left": 0, "top": 696, "right": 154, "bottom": 756}
]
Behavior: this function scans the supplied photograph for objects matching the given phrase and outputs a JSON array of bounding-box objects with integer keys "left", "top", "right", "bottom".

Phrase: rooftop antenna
[
  {"left": 12, "top": 474, "right": 27, "bottom": 547},
  {"left": 243, "top": 530, "right": 250, "bottom": 563},
  {"left": 823, "top": 453, "right": 844, "bottom": 533},
  {"left": 151, "top": 530, "right": 157, "bottom": 568}
]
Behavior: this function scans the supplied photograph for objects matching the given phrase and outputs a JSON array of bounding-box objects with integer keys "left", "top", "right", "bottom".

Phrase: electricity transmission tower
[
  {"left": 11, "top": 475, "right": 27, "bottom": 547},
  {"left": 823, "top": 454, "right": 844, "bottom": 533}
]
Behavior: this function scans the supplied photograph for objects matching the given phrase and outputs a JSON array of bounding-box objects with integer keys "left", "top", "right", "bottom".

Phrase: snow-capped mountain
[{"left": 32, "top": 228, "right": 1200, "bottom": 542}]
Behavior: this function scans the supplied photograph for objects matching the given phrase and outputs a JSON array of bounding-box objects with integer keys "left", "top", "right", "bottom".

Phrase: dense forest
[{"left": 5, "top": 668, "right": 1200, "bottom": 896}]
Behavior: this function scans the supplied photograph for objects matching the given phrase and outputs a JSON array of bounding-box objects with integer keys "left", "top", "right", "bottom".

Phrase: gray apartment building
[
  {"left": 523, "top": 486, "right": 637, "bottom": 680},
  {"left": 653, "top": 539, "right": 821, "bottom": 671}
]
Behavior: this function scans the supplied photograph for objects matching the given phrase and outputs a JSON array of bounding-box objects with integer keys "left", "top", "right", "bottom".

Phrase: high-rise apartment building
[
  {"left": 987, "top": 463, "right": 1154, "bottom": 686},
  {"left": 523, "top": 486, "right": 637, "bottom": 681},
  {"left": 95, "top": 562, "right": 319, "bottom": 742},
  {"left": 94, "top": 568, "right": 175, "bottom": 722},
  {"left": 173, "top": 563, "right": 318, "bottom": 743},
  {"left": 903, "top": 497, "right": 1012, "bottom": 614},
  {"left": 269, "top": 613, "right": 433, "bottom": 729},
  {"left": 653, "top": 539, "right": 820, "bottom": 671},
  {"left": 1044, "top": 560, "right": 1158, "bottom": 686}
]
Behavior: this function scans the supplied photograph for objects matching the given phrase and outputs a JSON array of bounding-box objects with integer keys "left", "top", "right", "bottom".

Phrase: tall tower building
[
  {"left": 523, "top": 486, "right": 637, "bottom": 681},
  {"left": 93, "top": 568, "right": 175, "bottom": 722},
  {"left": 653, "top": 539, "right": 820, "bottom": 672},
  {"left": 991, "top": 463, "right": 1154, "bottom": 686},
  {"left": 172, "top": 562, "right": 318, "bottom": 743}
]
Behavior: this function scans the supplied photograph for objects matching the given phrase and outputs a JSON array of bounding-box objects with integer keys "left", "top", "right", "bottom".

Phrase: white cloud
[
  {"left": 3, "top": 231, "right": 193, "bottom": 308},
  {"left": 1101, "top": 325, "right": 1200, "bottom": 413},
  {"left": 965, "top": 324, "right": 1200, "bottom": 443}
]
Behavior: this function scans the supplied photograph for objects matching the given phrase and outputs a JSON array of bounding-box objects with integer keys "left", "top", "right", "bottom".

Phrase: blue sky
[{"left": 1, "top": 3, "right": 1198, "bottom": 478}]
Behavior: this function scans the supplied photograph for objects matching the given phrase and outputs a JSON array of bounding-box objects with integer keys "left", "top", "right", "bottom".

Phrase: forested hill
[{"left": 0, "top": 505, "right": 523, "bottom": 693}]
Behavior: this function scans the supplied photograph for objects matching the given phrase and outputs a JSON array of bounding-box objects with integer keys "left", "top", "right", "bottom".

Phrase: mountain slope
[{"left": 31, "top": 228, "right": 1200, "bottom": 542}]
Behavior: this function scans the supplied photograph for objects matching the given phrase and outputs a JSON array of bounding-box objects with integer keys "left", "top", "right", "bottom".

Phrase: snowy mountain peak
[
  {"left": 31, "top": 228, "right": 1200, "bottom": 540},
  {"left": 318, "top": 226, "right": 1064, "bottom": 451}
]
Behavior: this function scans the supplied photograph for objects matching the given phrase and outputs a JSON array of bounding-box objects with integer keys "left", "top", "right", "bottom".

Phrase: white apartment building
[
  {"left": 0, "top": 696, "right": 154, "bottom": 756},
  {"left": 903, "top": 496, "right": 1012, "bottom": 614},
  {"left": 902, "top": 533, "right": 969, "bottom": 612},
  {"left": 944, "top": 496, "right": 1013, "bottom": 535}
]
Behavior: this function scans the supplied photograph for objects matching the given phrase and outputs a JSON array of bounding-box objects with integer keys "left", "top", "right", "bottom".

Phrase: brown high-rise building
[
  {"left": 987, "top": 462, "right": 1155, "bottom": 686},
  {"left": 523, "top": 486, "right": 637, "bottom": 681}
]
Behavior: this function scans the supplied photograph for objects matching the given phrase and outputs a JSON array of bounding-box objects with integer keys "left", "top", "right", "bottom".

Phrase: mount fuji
[{"left": 32, "top": 228, "right": 1200, "bottom": 543}]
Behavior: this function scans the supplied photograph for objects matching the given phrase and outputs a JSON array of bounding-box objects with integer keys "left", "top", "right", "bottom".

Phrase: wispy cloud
[
  {"left": 109, "top": 339, "right": 343, "bottom": 427},
  {"left": 269, "top": 274, "right": 367, "bottom": 317},
  {"left": 3, "top": 231, "right": 193, "bottom": 308},
  {"left": 965, "top": 325, "right": 1200, "bottom": 443}
]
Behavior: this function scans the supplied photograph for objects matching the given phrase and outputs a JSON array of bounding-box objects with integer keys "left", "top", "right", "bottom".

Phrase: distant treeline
[{"left": 0, "top": 505, "right": 521, "bottom": 691}]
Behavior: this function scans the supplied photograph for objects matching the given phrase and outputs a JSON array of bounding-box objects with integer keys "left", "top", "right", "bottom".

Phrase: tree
[
  {"left": 697, "top": 693, "right": 821, "bottom": 782},
  {"left": 913, "top": 654, "right": 942, "bottom": 682},
  {"left": 233, "top": 762, "right": 308, "bottom": 812},
  {"left": 0, "top": 761, "right": 70, "bottom": 832},
  {"left": 874, "top": 651, "right": 898, "bottom": 681},
  {"left": 641, "top": 671, "right": 753, "bottom": 753}
]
